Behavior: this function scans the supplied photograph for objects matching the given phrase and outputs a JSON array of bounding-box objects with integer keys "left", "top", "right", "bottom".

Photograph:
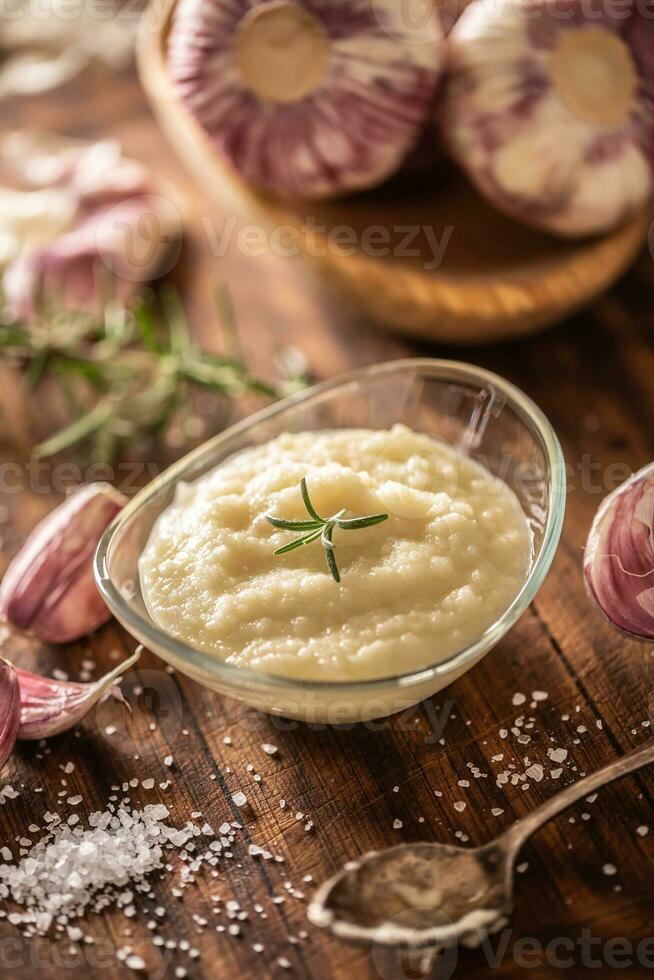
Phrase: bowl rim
[{"left": 94, "top": 357, "right": 566, "bottom": 694}]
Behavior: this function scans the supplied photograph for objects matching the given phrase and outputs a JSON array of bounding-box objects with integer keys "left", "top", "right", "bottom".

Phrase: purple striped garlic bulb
[
  {"left": 168, "top": 0, "right": 446, "bottom": 199},
  {"left": 584, "top": 463, "right": 654, "bottom": 642},
  {"left": 441, "top": 0, "right": 654, "bottom": 236}
]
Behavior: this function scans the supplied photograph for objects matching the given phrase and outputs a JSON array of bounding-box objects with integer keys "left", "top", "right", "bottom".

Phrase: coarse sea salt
[{"left": 0, "top": 803, "right": 202, "bottom": 935}]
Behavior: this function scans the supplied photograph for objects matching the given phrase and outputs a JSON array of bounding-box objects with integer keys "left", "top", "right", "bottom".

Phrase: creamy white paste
[{"left": 139, "top": 426, "right": 531, "bottom": 682}]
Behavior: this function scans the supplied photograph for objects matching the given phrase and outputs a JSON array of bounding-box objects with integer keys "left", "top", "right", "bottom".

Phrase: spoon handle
[{"left": 503, "top": 737, "right": 654, "bottom": 854}]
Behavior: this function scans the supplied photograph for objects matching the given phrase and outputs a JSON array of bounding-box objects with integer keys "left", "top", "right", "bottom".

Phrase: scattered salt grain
[
  {"left": 125, "top": 954, "right": 146, "bottom": 970},
  {"left": 512, "top": 693, "right": 526, "bottom": 706},
  {"left": 392, "top": 819, "right": 403, "bottom": 830},
  {"left": 637, "top": 826, "right": 649, "bottom": 837},
  {"left": 163, "top": 755, "right": 173, "bottom": 767},
  {"left": 261, "top": 743, "right": 278, "bottom": 755},
  {"left": 453, "top": 801, "right": 466, "bottom": 812},
  {"left": 232, "top": 792, "right": 247, "bottom": 807},
  {"left": 602, "top": 863, "right": 618, "bottom": 876}
]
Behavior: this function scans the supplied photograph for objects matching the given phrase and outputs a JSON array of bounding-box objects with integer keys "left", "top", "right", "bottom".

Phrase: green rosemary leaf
[
  {"left": 273, "top": 526, "right": 324, "bottom": 555},
  {"left": 132, "top": 298, "right": 162, "bottom": 353},
  {"left": 335, "top": 513, "right": 389, "bottom": 530},
  {"left": 300, "top": 477, "right": 323, "bottom": 523},
  {"left": 322, "top": 524, "right": 340, "bottom": 583},
  {"left": 266, "top": 515, "right": 321, "bottom": 531},
  {"left": 36, "top": 398, "right": 114, "bottom": 458}
]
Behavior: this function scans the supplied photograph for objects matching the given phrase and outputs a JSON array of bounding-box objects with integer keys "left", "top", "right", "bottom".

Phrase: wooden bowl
[{"left": 138, "top": 0, "right": 651, "bottom": 345}]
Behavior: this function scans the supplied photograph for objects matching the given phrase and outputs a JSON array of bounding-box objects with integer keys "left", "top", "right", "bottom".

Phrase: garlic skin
[
  {"left": 0, "top": 659, "right": 20, "bottom": 771},
  {"left": 17, "top": 649, "right": 139, "bottom": 740},
  {"left": 169, "top": 0, "right": 446, "bottom": 199},
  {"left": 0, "top": 484, "right": 127, "bottom": 644},
  {"left": 584, "top": 463, "right": 654, "bottom": 642},
  {"left": 441, "top": 0, "right": 654, "bottom": 236}
]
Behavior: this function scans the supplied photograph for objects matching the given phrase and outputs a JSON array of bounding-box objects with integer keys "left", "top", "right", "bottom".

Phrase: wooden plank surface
[{"left": 1, "top": 61, "right": 653, "bottom": 979}]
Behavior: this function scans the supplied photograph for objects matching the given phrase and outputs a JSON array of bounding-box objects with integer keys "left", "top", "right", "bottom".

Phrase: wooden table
[{"left": 1, "top": 60, "right": 654, "bottom": 979}]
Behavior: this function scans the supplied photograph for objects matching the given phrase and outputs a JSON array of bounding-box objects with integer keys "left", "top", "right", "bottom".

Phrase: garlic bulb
[
  {"left": 441, "top": 0, "right": 654, "bottom": 236},
  {"left": 584, "top": 463, "right": 654, "bottom": 642},
  {"left": 168, "top": 0, "right": 446, "bottom": 199}
]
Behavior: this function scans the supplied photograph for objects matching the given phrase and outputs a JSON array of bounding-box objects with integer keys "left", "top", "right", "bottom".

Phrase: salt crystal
[
  {"left": 491, "top": 808, "right": 504, "bottom": 817},
  {"left": 261, "top": 743, "right": 278, "bottom": 755},
  {"left": 232, "top": 792, "right": 247, "bottom": 807},
  {"left": 141, "top": 779, "right": 155, "bottom": 790},
  {"left": 125, "top": 954, "right": 146, "bottom": 970},
  {"left": 637, "top": 826, "right": 649, "bottom": 837},
  {"left": 548, "top": 748, "right": 568, "bottom": 764},
  {"left": 525, "top": 765, "right": 544, "bottom": 782},
  {"left": 392, "top": 819, "right": 403, "bottom": 829},
  {"left": 453, "top": 801, "right": 466, "bottom": 812},
  {"left": 163, "top": 755, "right": 173, "bottom": 767},
  {"left": 532, "top": 691, "right": 548, "bottom": 702},
  {"left": 104, "top": 726, "right": 117, "bottom": 736},
  {"left": 512, "top": 693, "right": 526, "bottom": 706},
  {"left": 602, "top": 863, "right": 618, "bottom": 876}
]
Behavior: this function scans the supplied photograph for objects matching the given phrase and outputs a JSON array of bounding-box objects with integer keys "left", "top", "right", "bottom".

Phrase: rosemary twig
[
  {"left": 0, "top": 285, "right": 307, "bottom": 463},
  {"left": 265, "top": 477, "right": 388, "bottom": 583}
]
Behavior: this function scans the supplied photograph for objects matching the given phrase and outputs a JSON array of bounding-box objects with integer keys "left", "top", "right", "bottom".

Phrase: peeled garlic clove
[
  {"left": 441, "top": 0, "right": 654, "bottom": 236},
  {"left": 584, "top": 463, "right": 654, "bottom": 641},
  {"left": 168, "top": 0, "right": 446, "bottom": 199},
  {"left": 0, "top": 483, "right": 127, "bottom": 644},
  {"left": 0, "top": 659, "right": 20, "bottom": 770},
  {"left": 17, "top": 648, "right": 140, "bottom": 740}
]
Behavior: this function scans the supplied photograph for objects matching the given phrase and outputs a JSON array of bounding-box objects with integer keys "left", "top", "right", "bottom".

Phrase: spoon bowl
[{"left": 309, "top": 841, "right": 512, "bottom": 949}]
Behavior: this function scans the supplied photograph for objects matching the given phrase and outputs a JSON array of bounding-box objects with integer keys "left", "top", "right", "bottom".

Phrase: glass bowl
[{"left": 94, "top": 359, "right": 565, "bottom": 723}]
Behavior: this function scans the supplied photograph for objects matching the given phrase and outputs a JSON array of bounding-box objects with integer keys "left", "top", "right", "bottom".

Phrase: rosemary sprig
[
  {"left": 0, "top": 286, "right": 307, "bottom": 463},
  {"left": 266, "top": 478, "right": 389, "bottom": 583}
]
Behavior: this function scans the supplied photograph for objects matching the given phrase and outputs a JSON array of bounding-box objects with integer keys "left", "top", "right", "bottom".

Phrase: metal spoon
[{"left": 308, "top": 738, "right": 654, "bottom": 950}]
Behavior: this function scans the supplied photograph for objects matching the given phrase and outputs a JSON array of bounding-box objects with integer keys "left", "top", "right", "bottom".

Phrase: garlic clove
[
  {"left": 168, "top": 0, "right": 446, "bottom": 199},
  {"left": 440, "top": 0, "right": 654, "bottom": 236},
  {"left": 3, "top": 195, "right": 175, "bottom": 322},
  {"left": 584, "top": 462, "right": 654, "bottom": 641},
  {"left": 0, "top": 659, "right": 20, "bottom": 770},
  {"left": 17, "top": 648, "right": 140, "bottom": 740},
  {"left": 0, "top": 483, "right": 127, "bottom": 644},
  {"left": 0, "top": 132, "right": 180, "bottom": 321}
]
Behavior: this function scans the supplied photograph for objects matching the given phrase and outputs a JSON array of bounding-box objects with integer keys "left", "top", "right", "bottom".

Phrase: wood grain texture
[
  {"left": 0, "top": 51, "right": 653, "bottom": 980},
  {"left": 138, "top": 0, "right": 652, "bottom": 345}
]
